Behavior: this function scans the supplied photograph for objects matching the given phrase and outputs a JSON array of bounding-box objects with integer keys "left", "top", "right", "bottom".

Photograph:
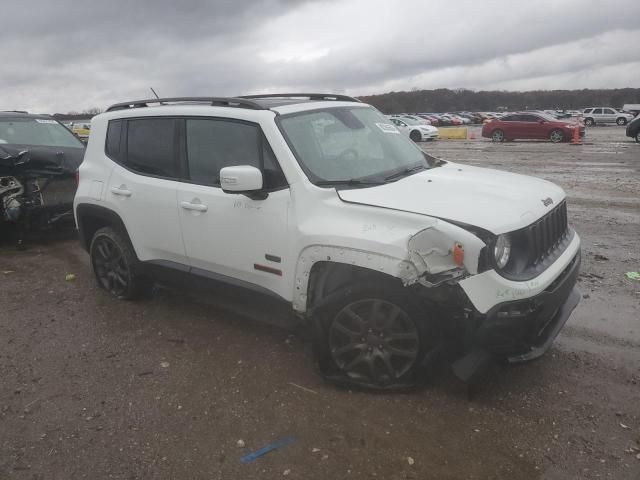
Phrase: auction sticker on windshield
[{"left": 376, "top": 123, "right": 400, "bottom": 134}]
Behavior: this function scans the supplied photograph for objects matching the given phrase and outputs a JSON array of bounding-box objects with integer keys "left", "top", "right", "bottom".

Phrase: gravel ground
[{"left": 1, "top": 126, "right": 639, "bottom": 479}]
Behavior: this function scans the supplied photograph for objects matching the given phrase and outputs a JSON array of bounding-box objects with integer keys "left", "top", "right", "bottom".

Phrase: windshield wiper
[
  {"left": 315, "top": 179, "right": 385, "bottom": 187},
  {"left": 384, "top": 164, "right": 428, "bottom": 182}
]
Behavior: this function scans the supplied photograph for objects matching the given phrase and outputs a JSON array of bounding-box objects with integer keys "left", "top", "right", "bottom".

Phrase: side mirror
[{"left": 220, "top": 165, "right": 264, "bottom": 196}]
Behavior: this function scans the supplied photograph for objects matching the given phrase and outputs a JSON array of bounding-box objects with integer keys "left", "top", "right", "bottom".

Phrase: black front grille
[{"left": 527, "top": 201, "right": 568, "bottom": 266}]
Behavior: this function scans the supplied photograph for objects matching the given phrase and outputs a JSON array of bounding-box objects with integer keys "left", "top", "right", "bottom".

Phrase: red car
[{"left": 481, "top": 112, "right": 584, "bottom": 143}]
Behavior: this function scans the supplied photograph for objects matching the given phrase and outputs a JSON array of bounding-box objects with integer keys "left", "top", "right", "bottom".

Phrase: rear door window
[{"left": 125, "top": 118, "right": 179, "bottom": 178}]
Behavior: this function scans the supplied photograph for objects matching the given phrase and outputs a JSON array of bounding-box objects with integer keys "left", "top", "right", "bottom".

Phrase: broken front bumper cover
[{"left": 453, "top": 251, "right": 581, "bottom": 380}]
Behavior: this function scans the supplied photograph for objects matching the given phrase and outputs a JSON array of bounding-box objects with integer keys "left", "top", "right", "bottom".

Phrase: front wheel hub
[{"left": 328, "top": 299, "right": 420, "bottom": 385}]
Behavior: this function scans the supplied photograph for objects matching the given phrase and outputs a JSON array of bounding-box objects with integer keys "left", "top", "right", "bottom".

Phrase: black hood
[{"left": 0, "top": 144, "right": 84, "bottom": 176}]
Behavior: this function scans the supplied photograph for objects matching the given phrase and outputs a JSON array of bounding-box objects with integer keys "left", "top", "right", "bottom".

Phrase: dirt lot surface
[{"left": 1, "top": 126, "right": 639, "bottom": 479}]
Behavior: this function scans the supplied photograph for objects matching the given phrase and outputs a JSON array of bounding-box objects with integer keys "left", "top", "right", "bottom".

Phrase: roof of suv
[{"left": 105, "top": 94, "right": 362, "bottom": 115}]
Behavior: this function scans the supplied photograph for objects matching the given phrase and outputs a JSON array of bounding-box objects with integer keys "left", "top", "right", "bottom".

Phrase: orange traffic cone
[
  {"left": 571, "top": 116, "right": 582, "bottom": 145},
  {"left": 469, "top": 130, "right": 477, "bottom": 140}
]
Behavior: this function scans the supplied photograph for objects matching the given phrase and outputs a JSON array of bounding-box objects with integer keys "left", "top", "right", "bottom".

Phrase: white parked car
[
  {"left": 74, "top": 94, "right": 581, "bottom": 388},
  {"left": 582, "top": 107, "right": 634, "bottom": 126},
  {"left": 388, "top": 116, "right": 439, "bottom": 142}
]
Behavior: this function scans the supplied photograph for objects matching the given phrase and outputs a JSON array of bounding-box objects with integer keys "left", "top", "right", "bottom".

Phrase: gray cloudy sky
[{"left": 1, "top": 0, "right": 639, "bottom": 113}]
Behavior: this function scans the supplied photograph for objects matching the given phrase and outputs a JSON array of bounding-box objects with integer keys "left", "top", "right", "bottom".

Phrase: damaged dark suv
[{"left": 0, "top": 111, "right": 85, "bottom": 233}]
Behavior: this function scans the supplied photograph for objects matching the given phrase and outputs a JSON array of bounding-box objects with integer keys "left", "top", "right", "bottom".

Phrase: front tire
[
  {"left": 549, "top": 129, "right": 565, "bottom": 143},
  {"left": 90, "top": 226, "right": 151, "bottom": 299},
  {"left": 491, "top": 129, "right": 505, "bottom": 142},
  {"left": 314, "top": 282, "right": 440, "bottom": 389},
  {"left": 409, "top": 130, "right": 422, "bottom": 142},
  {"left": 616, "top": 117, "right": 627, "bottom": 126},
  {"left": 584, "top": 118, "right": 595, "bottom": 126}
]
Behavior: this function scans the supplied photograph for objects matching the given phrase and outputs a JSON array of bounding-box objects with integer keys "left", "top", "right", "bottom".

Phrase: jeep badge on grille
[{"left": 542, "top": 197, "right": 554, "bottom": 207}]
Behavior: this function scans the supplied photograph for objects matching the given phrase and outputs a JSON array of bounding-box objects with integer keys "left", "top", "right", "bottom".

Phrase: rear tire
[
  {"left": 313, "top": 281, "right": 440, "bottom": 389},
  {"left": 90, "top": 226, "right": 151, "bottom": 300},
  {"left": 636, "top": 132, "right": 640, "bottom": 143},
  {"left": 584, "top": 118, "right": 594, "bottom": 126},
  {"left": 491, "top": 129, "right": 505, "bottom": 142},
  {"left": 616, "top": 117, "right": 627, "bottom": 126},
  {"left": 549, "top": 129, "right": 565, "bottom": 143},
  {"left": 410, "top": 130, "right": 422, "bottom": 142}
]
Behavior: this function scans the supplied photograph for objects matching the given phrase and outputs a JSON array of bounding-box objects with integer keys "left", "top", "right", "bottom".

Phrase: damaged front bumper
[
  {"left": 449, "top": 250, "right": 581, "bottom": 381},
  {"left": 472, "top": 250, "right": 580, "bottom": 362},
  {"left": 441, "top": 228, "right": 581, "bottom": 381}
]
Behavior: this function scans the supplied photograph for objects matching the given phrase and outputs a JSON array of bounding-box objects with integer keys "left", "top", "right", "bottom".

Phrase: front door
[{"left": 175, "top": 117, "right": 292, "bottom": 300}]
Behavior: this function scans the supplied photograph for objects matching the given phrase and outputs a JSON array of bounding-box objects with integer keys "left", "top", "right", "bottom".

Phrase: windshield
[
  {"left": 0, "top": 118, "right": 84, "bottom": 148},
  {"left": 536, "top": 112, "right": 562, "bottom": 122},
  {"left": 279, "top": 106, "right": 435, "bottom": 185}
]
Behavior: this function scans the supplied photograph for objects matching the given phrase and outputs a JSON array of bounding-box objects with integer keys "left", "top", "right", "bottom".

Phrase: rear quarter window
[{"left": 105, "top": 120, "right": 123, "bottom": 162}]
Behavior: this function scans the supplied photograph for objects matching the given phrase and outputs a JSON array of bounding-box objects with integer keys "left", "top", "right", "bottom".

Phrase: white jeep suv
[{"left": 74, "top": 94, "right": 581, "bottom": 388}]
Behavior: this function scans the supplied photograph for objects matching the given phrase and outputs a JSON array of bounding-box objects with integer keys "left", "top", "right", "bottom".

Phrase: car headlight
[{"left": 494, "top": 234, "right": 511, "bottom": 269}]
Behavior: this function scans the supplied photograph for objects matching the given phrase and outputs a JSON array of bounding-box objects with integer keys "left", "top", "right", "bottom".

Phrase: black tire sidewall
[
  {"left": 410, "top": 130, "right": 421, "bottom": 142},
  {"left": 492, "top": 129, "right": 504, "bottom": 142},
  {"left": 89, "top": 226, "right": 145, "bottom": 299},
  {"left": 617, "top": 118, "right": 626, "bottom": 125},
  {"left": 313, "top": 281, "right": 439, "bottom": 387},
  {"left": 585, "top": 118, "right": 594, "bottom": 126}
]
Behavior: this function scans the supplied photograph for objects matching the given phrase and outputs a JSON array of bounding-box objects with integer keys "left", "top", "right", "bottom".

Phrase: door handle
[
  {"left": 110, "top": 185, "right": 132, "bottom": 197},
  {"left": 180, "top": 201, "right": 208, "bottom": 212}
]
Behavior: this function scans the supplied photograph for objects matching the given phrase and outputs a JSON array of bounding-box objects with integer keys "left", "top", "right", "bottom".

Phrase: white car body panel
[{"left": 337, "top": 162, "right": 565, "bottom": 235}]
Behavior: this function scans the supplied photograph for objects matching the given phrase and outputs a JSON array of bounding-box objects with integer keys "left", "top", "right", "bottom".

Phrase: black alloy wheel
[
  {"left": 90, "top": 226, "right": 150, "bottom": 299},
  {"left": 410, "top": 130, "right": 422, "bottom": 142},
  {"left": 328, "top": 298, "right": 421, "bottom": 385},
  {"left": 92, "top": 235, "right": 131, "bottom": 297}
]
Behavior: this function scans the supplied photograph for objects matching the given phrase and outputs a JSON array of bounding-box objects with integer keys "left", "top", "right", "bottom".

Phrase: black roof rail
[
  {"left": 1, "top": 110, "right": 29, "bottom": 114},
  {"left": 239, "top": 93, "right": 361, "bottom": 103},
  {"left": 106, "top": 97, "right": 266, "bottom": 112}
]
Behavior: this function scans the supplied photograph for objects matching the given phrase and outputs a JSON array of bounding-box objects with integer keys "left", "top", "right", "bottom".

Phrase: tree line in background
[
  {"left": 358, "top": 88, "right": 640, "bottom": 114},
  {"left": 51, "top": 88, "right": 640, "bottom": 118}
]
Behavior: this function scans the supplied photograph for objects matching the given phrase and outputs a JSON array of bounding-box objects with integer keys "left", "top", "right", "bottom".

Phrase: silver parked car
[{"left": 582, "top": 107, "right": 634, "bottom": 126}]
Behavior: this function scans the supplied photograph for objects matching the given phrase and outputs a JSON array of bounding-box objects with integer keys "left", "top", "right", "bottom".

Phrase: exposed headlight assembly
[{"left": 494, "top": 234, "right": 511, "bottom": 269}]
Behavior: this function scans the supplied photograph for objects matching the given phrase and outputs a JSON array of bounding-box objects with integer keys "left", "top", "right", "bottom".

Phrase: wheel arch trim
[
  {"left": 75, "top": 203, "right": 136, "bottom": 255},
  {"left": 292, "top": 245, "right": 420, "bottom": 313}
]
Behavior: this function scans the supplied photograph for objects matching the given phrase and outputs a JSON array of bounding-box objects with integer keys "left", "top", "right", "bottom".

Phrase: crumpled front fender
[{"left": 408, "top": 221, "right": 486, "bottom": 277}]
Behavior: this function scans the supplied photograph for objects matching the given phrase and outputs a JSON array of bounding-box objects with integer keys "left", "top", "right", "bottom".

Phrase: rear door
[
  {"left": 602, "top": 108, "right": 616, "bottom": 123},
  {"left": 175, "top": 117, "right": 292, "bottom": 299},
  {"left": 498, "top": 115, "right": 518, "bottom": 138},
  {"left": 105, "top": 117, "right": 188, "bottom": 266}
]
